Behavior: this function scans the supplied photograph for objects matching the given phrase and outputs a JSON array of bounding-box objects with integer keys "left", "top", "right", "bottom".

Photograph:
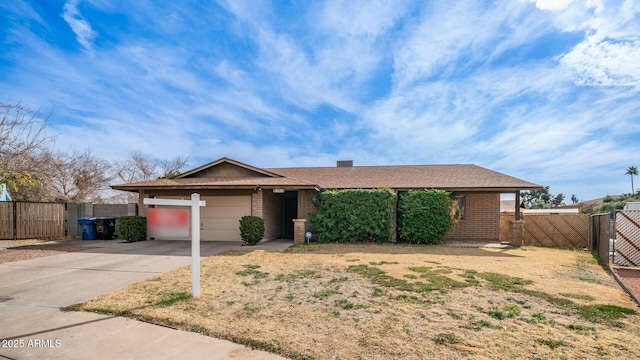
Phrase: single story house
[{"left": 111, "top": 157, "right": 541, "bottom": 244}]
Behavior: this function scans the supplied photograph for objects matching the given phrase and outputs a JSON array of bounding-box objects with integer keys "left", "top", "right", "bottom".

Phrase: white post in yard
[
  {"left": 191, "top": 193, "right": 201, "bottom": 297},
  {"left": 143, "top": 194, "right": 206, "bottom": 298}
]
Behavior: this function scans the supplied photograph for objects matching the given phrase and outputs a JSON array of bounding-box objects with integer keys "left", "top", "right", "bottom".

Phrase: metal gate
[
  {"left": 589, "top": 213, "right": 611, "bottom": 266},
  {"left": 614, "top": 210, "right": 640, "bottom": 266}
]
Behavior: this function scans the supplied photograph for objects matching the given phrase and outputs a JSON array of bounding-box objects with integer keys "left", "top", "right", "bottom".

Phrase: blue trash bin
[{"left": 78, "top": 218, "right": 97, "bottom": 240}]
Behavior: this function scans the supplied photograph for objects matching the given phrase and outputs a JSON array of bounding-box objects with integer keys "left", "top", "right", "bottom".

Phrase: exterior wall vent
[{"left": 337, "top": 160, "right": 353, "bottom": 167}]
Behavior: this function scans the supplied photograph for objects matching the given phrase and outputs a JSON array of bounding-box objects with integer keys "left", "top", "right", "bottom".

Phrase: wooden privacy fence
[
  {"left": 500, "top": 213, "right": 589, "bottom": 248},
  {"left": 0, "top": 202, "right": 65, "bottom": 240}
]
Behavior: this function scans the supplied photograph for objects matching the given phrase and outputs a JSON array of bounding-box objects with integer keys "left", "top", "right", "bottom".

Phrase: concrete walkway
[{"left": 0, "top": 239, "right": 292, "bottom": 360}]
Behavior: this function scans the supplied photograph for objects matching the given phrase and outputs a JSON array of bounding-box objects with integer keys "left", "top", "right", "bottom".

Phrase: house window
[{"left": 454, "top": 196, "right": 466, "bottom": 221}]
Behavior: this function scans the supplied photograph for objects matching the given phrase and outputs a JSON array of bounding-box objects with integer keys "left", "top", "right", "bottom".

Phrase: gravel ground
[{"left": 0, "top": 239, "right": 108, "bottom": 264}]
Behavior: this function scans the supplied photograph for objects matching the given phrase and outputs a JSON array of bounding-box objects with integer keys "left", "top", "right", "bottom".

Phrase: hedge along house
[{"left": 111, "top": 157, "right": 541, "bottom": 244}]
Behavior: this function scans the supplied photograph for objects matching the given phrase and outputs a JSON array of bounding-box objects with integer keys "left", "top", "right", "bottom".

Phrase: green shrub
[
  {"left": 398, "top": 189, "right": 457, "bottom": 244},
  {"left": 239, "top": 216, "right": 265, "bottom": 245},
  {"left": 309, "top": 189, "right": 396, "bottom": 243},
  {"left": 596, "top": 193, "right": 639, "bottom": 213},
  {"left": 116, "top": 216, "right": 146, "bottom": 242}
]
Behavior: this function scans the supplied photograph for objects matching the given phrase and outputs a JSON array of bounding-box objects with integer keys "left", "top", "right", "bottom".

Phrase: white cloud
[
  {"left": 561, "top": 38, "right": 640, "bottom": 87},
  {"left": 361, "top": 83, "right": 482, "bottom": 164},
  {"left": 467, "top": 83, "right": 640, "bottom": 185},
  {"left": 214, "top": 61, "right": 249, "bottom": 87},
  {"left": 214, "top": 0, "right": 271, "bottom": 24},
  {"left": 255, "top": 29, "right": 360, "bottom": 111},
  {"left": 121, "top": 45, "right": 207, "bottom": 93},
  {"left": 2, "top": 0, "right": 639, "bottom": 201},
  {"left": 361, "top": 56, "right": 574, "bottom": 163},
  {"left": 62, "top": 0, "right": 96, "bottom": 51},
  {"left": 317, "top": 0, "right": 408, "bottom": 37},
  {"left": 530, "top": 0, "right": 576, "bottom": 11},
  {"left": 217, "top": 0, "right": 407, "bottom": 111},
  {"left": 391, "top": 1, "right": 542, "bottom": 89},
  {"left": 532, "top": 0, "right": 640, "bottom": 89},
  {"left": 0, "top": 0, "right": 46, "bottom": 26}
]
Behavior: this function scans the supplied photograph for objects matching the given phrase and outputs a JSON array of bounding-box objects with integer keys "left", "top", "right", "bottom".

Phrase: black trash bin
[{"left": 94, "top": 217, "right": 117, "bottom": 240}]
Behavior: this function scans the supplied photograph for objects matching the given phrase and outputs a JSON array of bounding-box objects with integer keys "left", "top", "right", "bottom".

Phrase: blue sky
[{"left": 1, "top": 0, "right": 639, "bottom": 201}]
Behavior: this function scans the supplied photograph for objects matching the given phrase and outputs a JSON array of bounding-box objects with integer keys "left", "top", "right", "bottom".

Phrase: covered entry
[{"left": 282, "top": 191, "right": 298, "bottom": 239}]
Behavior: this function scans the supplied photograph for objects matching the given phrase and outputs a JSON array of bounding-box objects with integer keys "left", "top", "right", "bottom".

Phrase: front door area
[{"left": 283, "top": 191, "right": 298, "bottom": 239}]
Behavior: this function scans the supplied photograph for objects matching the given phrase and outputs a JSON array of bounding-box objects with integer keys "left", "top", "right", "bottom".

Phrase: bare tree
[
  {"left": 0, "top": 102, "right": 52, "bottom": 196},
  {"left": 114, "top": 151, "right": 155, "bottom": 185},
  {"left": 0, "top": 102, "right": 192, "bottom": 204},
  {"left": 40, "top": 151, "right": 72, "bottom": 201},
  {"left": 43, "top": 150, "right": 113, "bottom": 203},
  {"left": 131, "top": 151, "right": 157, "bottom": 181},
  {"left": 111, "top": 152, "right": 189, "bottom": 203},
  {"left": 158, "top": 156, "right": 189, "bottom": 178}
]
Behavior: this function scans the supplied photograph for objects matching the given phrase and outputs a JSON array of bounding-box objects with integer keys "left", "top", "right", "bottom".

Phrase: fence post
[
  {"left": 587, "top": 215, "right": 595, "bottom": 251},
  {"left": 603, "top": 213, "right": 611, "bottom": 267},
  {"left": 66, "top": 203, "right": 78, "bottom": 236},
  {"left": 293, "top": 219, "right": 308, "bottom": 244},
  {"left": 12, "top": 201, "right": 17, "bottom": 240},
  {"left": 590, "top": 213, "right": 613, "bottom": 266},
  {"left": 508, "top": 220, "right": 524, "bottom": 246}
]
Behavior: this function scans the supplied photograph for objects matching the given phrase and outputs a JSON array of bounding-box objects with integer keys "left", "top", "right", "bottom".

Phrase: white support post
[{"left": 191, "top": 193, "right": 201, "bottom": 298}]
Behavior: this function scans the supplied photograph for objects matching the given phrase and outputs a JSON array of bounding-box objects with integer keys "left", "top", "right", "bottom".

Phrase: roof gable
[{"left": 176, "top": 157, "right": 282, "bottom": 179}]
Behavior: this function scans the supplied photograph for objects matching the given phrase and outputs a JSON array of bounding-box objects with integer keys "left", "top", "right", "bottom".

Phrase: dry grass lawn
[{"left": 73, "top": 244, "right": 640, "bottom": 359}]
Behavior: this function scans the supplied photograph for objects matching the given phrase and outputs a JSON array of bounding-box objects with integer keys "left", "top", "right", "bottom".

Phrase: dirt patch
[
  {"left": 0, "top": 239, "right": 52, "bottom": 248},
  {"left": 76, "top": 244, "right": 640, "bottom": 359},
  {"left": 0, "top": 239, "right": 107, "bottom": 263},
  {"left": 614, "top": 268, "right": 640, "bottom": 303}
]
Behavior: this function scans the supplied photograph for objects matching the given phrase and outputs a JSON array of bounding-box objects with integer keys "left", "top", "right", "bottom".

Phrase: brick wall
[
  {"left": 260, "top": 190, "right": 282, "bottom": 240},
  {"left": 444, "top": 193, "right": 500, "bottom": 242},
  {"left": 93, "top": 203, "right": 137, "bottom": 217},
  {"left": 138, "top": 189, "right": 147, "bottom": 216},
  {"left": 251, "top": 191, "right": 262, "bottom": 218},
  {"left": 67, "top": 202, "right": 138, "bottom": 236},
  {"left": 297, "top": 189, "right": 318, "bottom": 219}
]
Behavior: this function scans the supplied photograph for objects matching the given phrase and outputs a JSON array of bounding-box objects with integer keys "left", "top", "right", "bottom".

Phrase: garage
[
  {"left": 201, "top": 195, "right": 251, "bottom": 241},
  {"left": 157, "top": 195, "right": 251, "bottom": 241}
]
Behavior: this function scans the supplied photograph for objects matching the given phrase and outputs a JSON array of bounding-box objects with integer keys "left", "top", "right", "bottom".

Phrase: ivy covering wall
[
  {"left": 398, "top": 189, "right": 457, "bottom": 244},
  {"left": 309, "top": 188, "right": 458, "bottom": 244},
  {"left": 309, "top": 188, "right": 397, "bottom": 243}
]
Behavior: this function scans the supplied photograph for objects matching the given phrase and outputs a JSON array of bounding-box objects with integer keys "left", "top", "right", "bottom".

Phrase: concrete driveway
[{"left": 0, "top": 239, "right": 291, "bottom": 360}]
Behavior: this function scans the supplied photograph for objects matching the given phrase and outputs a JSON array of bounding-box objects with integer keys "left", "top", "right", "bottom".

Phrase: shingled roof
[
  {"left": 111, "top": 176, "right": 315, "bottom": 191},
  {"left": 111, "top": 158, "right": 540, "bottom": 192},
  {"left": 266, "top": 164, "right": 540, "bottom": 192}
]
